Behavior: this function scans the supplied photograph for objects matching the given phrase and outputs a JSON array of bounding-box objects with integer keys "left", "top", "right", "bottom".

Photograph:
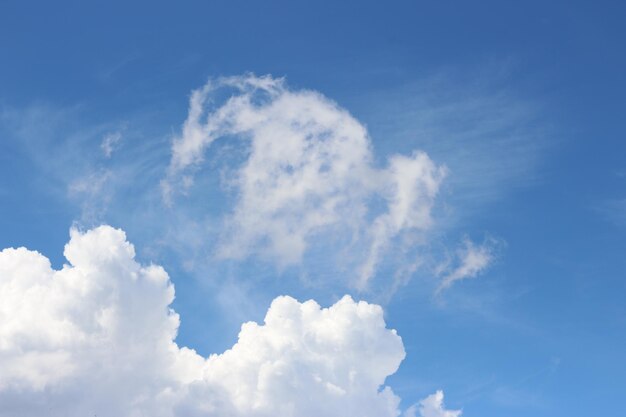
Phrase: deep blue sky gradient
[{"left": 1, "top": 1, "right": 625, "bottom": 415}]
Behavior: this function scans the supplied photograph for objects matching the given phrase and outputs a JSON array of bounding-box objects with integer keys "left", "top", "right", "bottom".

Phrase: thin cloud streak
[{"left": 436, "top": 237, "right": 500, "bottom": 294}]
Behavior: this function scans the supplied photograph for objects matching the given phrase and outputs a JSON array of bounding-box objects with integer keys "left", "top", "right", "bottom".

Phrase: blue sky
[{"left": 1, "top": 1, "right": 625, "bottom": 416}]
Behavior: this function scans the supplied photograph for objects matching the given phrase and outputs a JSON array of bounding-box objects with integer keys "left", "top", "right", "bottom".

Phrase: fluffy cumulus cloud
[
  {"left": 0, "top": 225, "right": 450, "bottom": 417},
  {"left": 163, "top": 75, "right": 446, "bottom": 289},
  {"left": 404, "top": 391, "right": 462, "bottom": 417}
]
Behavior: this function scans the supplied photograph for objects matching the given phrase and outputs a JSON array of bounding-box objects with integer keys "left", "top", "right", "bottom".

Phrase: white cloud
[
  {"left": 437, "top": 237, "right": 498, "bottom": 293},
  {"left": 164, "top": 75, "right": 446, "bottom": 289},
  {"left": 404, "top": 390, "right": 462, "bottom": 417},
  {"left": 0, "top": 225, "right": 413, "bottom": 417},
  {"left": 101, "top": 131, "right": 122, "bottom": 158}
]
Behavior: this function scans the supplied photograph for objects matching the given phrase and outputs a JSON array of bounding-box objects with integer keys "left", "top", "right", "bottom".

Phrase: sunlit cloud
[
  {"left": 0, "top": 225, "right": 446, "bottom": 417},
  {"left": 164, "top": 75, "right": 446, "bottom": 290}
]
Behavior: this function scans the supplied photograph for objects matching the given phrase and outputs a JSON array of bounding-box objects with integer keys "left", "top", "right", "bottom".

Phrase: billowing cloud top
[
  {"left": 163, "top": 75, "right": 446, "bottom": 289},
  {"left": 0, "top": 225, "right": 420, "bottom": 417},
  {"left": 404, "top": 391, "right": 462, "bottom": 417}
]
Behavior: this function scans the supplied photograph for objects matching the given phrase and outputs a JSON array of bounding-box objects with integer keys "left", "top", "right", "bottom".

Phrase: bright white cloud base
[{"left": 0, "top": 225, "right": 456, "bottom": 417}]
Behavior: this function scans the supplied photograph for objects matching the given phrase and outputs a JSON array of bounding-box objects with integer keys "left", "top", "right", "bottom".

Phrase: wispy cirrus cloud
[
  {"left": 101, "top": 130, "right": 123, "bottom": 158},
  {"left": 436, "top": 237, "right": 501, "bottom": 294},
  {"left": 0, "top": 102, "right": 169, "bottom": 230},
  {"left": 353, "top": 65, "right": 550, "bottom": 215}
]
